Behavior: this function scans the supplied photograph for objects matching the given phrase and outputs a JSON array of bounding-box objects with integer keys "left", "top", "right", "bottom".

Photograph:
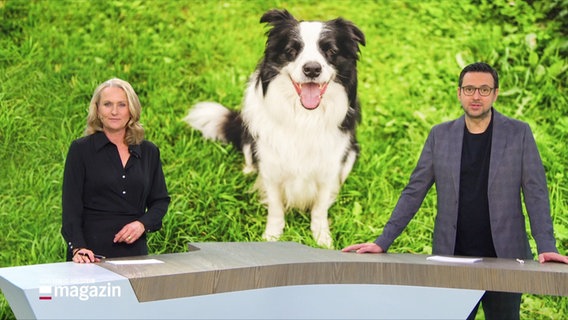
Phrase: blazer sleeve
[
  {"left": 375, "top": 129, "right": 436, "bottom": 251},
  {"left": 521, "top": 123, "right": 558, "bottom": 254}
]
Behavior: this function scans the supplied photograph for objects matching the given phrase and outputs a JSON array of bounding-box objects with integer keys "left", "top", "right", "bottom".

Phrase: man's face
[{"left": 458, "top": 72, "right": 498, "bottom": 121}]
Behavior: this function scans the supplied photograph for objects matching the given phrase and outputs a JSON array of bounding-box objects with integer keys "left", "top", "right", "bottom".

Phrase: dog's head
[{"left": 257, "top": 9, "right": 365, "bottom": 110}]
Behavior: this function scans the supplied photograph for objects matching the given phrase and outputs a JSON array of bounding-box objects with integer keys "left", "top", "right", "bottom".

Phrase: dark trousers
[{"left": 467, "top": 291, "right": 522, "bottom": 320}]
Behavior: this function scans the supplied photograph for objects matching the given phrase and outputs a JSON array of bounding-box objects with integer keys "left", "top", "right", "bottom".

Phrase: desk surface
[{"left": 97, "top": 242, "right": 568, "bottom": 302}]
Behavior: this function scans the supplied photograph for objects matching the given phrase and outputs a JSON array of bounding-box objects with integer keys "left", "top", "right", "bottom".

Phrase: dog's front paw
[
  {"left": 262, "top": 230, "right": 282, "bottom": 242},
  {"left": 262, "top": 222, "right": 284, "bottom": 242},
  {"left": 311, "top": 218, "right": 333, "bottom": 248},
  {"left": 313, "top": 229, "right": 333, "bottom": 248}
]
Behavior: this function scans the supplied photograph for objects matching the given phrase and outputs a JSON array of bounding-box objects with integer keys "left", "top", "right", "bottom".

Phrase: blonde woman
[{"left": 62, "top": 78, "right": 170, "bottom": 263}]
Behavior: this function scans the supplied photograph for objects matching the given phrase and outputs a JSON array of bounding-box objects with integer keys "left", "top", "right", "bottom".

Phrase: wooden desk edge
[{"left": 97, "top": 242, "right": 568, "bottom": 302}]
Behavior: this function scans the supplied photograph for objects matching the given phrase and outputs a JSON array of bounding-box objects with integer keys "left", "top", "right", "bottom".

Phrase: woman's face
[{"left": 97, "top": 87, "right": 131, "bottom": 134}]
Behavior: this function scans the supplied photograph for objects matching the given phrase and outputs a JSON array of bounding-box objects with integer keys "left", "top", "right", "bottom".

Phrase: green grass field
[{"left": 1, "top": 0, "right": 567, "bottom": 318}]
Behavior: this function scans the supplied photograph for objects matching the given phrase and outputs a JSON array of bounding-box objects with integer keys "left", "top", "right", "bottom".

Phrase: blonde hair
[{"left": 84, "top": 78, "right": 144, "bottom": 145}]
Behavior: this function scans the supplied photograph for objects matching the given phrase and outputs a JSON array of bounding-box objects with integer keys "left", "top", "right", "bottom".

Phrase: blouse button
[
  {"left": 122, "top": 175, "right": 126, "bottom": 179},
  {"left": 122, "top": 190, "right": 126, "bottom": 195}
]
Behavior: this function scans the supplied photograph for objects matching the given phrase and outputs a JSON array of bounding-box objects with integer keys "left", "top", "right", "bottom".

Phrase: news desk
[{"left": 1, "top": 242, "right": 567, "bottom": 319}]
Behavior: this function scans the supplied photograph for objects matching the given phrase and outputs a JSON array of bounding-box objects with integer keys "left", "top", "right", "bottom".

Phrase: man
[{"left": 342, "top": 62, "right": 568, "bottom": 320}]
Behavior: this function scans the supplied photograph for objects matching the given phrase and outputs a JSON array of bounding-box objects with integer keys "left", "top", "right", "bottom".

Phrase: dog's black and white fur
[{"left": 185, "top": 9, "right": 365, "bottom": 247}]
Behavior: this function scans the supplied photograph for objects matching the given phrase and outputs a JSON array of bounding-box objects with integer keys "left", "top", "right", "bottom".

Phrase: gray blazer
[{"left": 375, "top": 109, "right": 558, "bottom": 259}]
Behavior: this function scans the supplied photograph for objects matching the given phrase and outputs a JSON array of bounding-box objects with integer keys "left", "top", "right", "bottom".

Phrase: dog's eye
[
  {"left": 285, "top": 47, "right": 297, "bottom": 59},
  {"left": 326, "top": 48, "right": 337, "bottom": 58},
  {"left": 320, "top": 41, "right": 338, "bottom": 59}
]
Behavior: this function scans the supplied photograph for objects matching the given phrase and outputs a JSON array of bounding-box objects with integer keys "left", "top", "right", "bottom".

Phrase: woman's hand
[
  {"left": 114, "top": 221, "right": 145, "bottom": 244},
  {"left": 72, "top": 248, "right": 101, "bottom": 263}
]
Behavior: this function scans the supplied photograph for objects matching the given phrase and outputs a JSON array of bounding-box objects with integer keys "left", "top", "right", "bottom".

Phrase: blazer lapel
[
  {"left": 449, "top": 116, "right": 465, "bottom": 200},
  {"left": 489, "top": 109, "right": 507, "bottom": 190}
]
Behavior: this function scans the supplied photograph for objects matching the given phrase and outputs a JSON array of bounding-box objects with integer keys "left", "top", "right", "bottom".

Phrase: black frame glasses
[{"left": 460, "top": 86, "right": 494, "bottom": 96}]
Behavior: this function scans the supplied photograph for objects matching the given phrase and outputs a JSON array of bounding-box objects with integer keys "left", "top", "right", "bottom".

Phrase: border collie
[{"left": 185, "top": 9, "right": 365, "bottom": 247}]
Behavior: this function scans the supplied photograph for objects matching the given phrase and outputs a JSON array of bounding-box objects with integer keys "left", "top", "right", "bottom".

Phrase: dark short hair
[{"left": 458, "top": 62, "right": 499, "bottom": 89}]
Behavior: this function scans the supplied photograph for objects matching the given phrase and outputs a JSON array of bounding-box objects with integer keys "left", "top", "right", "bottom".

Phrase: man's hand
[
  {"left": 342, "top": 243, "right": 384, "bottom": 254},
  {"left": 538, "top": 252, "right": 568, "bottom": 264}
]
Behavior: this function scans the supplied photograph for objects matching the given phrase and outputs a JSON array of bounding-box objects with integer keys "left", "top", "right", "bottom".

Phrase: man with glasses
[{"left": 343, "top": 62, "right": 568, "bottom": 319}]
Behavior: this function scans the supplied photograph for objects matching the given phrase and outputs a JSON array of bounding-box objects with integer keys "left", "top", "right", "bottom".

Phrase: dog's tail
[{"left": 184, "top": 102, "right": 246, "bottom": 150}]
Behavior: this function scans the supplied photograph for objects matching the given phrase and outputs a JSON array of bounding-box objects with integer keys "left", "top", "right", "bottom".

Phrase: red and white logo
[{"left": 39, "top": 286, "right": 52, "bottom": 300}]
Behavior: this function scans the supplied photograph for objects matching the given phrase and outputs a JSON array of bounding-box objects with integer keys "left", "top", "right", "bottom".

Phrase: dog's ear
[
  {"left": 329, "top": 18, "right": 366, "bottom": 48},
  {"left": 260, "top": 9, "right": 296, "bottom": 25},
  {"left": 349, "top": 22, "right": 366, "bottom": 47}
]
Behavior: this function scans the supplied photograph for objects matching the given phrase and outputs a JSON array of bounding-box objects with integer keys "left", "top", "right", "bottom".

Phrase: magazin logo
[{"left": 38, "top": 283, "right": 121, "bottom": 301}]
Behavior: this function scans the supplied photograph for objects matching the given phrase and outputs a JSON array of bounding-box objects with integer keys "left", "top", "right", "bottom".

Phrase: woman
[{"left": 62, "top": 78, "right": 170, "bottom": 263}]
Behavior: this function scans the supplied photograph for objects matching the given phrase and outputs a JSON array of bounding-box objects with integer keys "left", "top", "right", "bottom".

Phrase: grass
[{"left": 1, "top": 0, "right": 567, "bottom": 319}]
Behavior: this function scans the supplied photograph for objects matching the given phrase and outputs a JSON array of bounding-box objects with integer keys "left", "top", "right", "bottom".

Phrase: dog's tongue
[{"left": 300, "top": 83, "right": 323, "bottom": 110}]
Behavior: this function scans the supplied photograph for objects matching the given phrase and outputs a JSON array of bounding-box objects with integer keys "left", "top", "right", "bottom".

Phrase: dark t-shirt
[
  {"left": 61, "top": 131, "right": 170, "bottom": 259},
  {"left": 454, "top": 116, "right": 497, "bottom": 257}
]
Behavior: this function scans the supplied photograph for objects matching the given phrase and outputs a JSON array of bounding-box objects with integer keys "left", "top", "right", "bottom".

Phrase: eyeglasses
[{"left": 460, "top": 86, "right": 494, "bottom": 96}]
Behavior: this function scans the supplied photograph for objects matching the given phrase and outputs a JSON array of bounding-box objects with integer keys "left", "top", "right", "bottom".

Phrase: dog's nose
[{"left": 303, "top": 62, "right": 322, "bottom": 79}]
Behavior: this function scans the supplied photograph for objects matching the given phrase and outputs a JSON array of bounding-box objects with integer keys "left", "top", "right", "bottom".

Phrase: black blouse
[{"left": 61, "top": 131, "right": 170, "bottom": 254}]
